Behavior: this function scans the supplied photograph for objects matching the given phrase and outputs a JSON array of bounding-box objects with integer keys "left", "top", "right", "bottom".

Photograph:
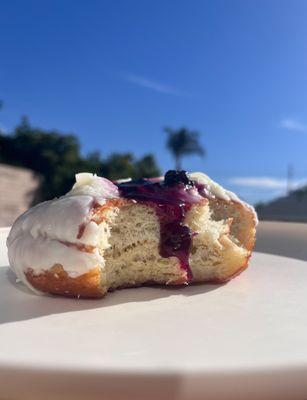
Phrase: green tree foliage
[
  {"left": 0, "top": 117, "right": 161, "bottom": 202},
  {"left": 165, "top": 127, "right": 205, "bottom": 170}
]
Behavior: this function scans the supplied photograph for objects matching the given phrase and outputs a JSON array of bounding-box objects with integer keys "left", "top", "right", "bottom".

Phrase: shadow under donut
[{"left": 0, "top": 266, "right": 222, "bottom": 325}]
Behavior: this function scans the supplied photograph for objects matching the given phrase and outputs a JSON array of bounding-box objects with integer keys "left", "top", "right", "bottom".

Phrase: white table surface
[{"left": 1, "top": 226, "right": 307, "bottom": 400}]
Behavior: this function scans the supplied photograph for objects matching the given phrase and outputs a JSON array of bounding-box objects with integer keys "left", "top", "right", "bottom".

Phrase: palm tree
[{"left": 165, "top": 127, "right": 205, "bottom": 170}]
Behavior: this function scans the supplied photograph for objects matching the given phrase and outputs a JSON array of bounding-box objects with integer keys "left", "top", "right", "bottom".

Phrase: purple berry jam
[{"left": 116, "top": 170, "right": 205, "bottom": 281}]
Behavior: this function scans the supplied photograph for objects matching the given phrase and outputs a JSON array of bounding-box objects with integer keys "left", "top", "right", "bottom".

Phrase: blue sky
[{"left": 1, "top": 0, "right": 307, "bottom": 204}]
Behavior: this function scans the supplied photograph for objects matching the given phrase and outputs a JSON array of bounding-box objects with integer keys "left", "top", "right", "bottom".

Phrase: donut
[{"left": 7, "top": 170, "right": 257, "bottom": 298}]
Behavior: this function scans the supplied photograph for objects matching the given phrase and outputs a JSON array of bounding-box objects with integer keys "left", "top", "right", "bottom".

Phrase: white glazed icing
[
  {"left": 9, "top": 196, "right": 97, "bottom": 246},
  {"left": 8, "top": 234, "right": 103, "bottom": 290},
  {"left": 67, "top": 173, "right": 119, "bottom": 201},
  {"left": 115, "top": 177, "right": 132, "bottom": 184},
  {"left": 7, "top": 174, "right": 119, "bottom": 290},
  {"left": 189, "top": 172, "right": 239, "bottom": 202}
]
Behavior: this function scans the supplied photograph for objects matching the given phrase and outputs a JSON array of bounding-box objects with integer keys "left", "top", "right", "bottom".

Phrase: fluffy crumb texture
[{"left": 21, "top": 196, "right": 256, "bottom": 298}]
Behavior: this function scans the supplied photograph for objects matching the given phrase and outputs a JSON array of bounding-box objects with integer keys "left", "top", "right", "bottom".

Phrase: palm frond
[{"left": 164, "top": 127, "right": 205, "bottom": 160}]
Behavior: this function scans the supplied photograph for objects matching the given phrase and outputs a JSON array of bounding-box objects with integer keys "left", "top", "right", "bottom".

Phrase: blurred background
[{"left": 1, "top": 0, "right": 307, "bottom": 229}]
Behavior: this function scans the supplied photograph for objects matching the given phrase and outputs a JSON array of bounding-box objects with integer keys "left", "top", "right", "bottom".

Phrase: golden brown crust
[
  {"left": 26, "top": 265, "right": 105, "bottom": 298},
  {"left": 92, "top": 198, "right": 132, "bottom": 223}
]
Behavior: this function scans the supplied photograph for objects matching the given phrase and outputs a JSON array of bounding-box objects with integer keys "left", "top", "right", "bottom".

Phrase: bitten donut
[{"left": 7, "top": 170, "right": 257, "bottom": 298}]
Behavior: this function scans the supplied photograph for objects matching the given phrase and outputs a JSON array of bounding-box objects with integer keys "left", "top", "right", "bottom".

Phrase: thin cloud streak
[
  {"left": 280, "top": 118, "right": 307, "bottom": 132},
  {"left": 229, "top": 176, "right": 306, "bottom": 190},
  {"left": 122, "top": 73, "right": 191, "bottom": 97}
]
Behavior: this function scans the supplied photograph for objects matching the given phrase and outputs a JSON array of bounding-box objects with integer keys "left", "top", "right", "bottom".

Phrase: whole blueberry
[{"left": 164, "top": 170, "right": 193, "bottom": 186}]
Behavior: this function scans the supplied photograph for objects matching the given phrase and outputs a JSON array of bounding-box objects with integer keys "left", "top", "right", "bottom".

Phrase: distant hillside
[{"left": 256, "top": 186, "right": 307, "bottom": 222}]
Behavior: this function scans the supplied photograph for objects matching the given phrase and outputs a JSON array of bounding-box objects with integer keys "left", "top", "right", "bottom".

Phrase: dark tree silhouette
[
  {"left": 165, "top": 127, "right": 205, "bottom": 170},
  {"left": 0, "top": 117, "right": 161, "bottom": 202}
]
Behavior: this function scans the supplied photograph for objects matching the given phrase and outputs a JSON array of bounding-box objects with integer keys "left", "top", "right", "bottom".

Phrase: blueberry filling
[{"left": 116, "top": 170, "right": 206, "bottom": 281}]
